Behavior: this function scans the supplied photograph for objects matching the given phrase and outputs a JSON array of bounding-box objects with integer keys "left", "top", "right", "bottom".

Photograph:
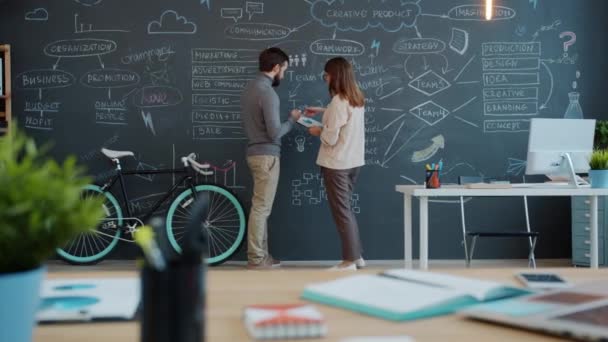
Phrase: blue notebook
[{"left": 301, "top": 269, "right": 531, "bottom": 322}]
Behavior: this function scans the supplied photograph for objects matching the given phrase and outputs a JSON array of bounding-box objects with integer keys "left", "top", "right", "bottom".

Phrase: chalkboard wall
[{"left": 1, "top": 0, "right": 607, "bottom": 262}]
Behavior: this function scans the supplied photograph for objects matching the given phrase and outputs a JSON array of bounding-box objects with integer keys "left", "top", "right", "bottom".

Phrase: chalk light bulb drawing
[
  {"left": 485, "top": 0, "right": 493, "bottom": 20},
  {"left": 295, "top": 135, "right": 306, "bottom": 152}
]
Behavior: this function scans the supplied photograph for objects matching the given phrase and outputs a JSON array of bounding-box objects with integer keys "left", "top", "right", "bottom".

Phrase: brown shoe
[
  {"left": 246, "top": 258, "right": 273, "bottom": 270},
  {"left": 267, "top": 255, "right": 281, "bottom": 268}
]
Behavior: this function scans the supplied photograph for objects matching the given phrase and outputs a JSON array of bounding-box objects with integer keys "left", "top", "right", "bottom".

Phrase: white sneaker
[
  {"left": 328, "top": 261, "right": 357, "bottom": 271},
  {"left": 354, "top": 257, "right": 366, "bottom": 269}
]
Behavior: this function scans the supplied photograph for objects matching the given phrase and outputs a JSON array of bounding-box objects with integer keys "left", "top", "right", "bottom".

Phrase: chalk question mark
[{"left": 559, "top": 31, "right": 577, "bottom": 54}]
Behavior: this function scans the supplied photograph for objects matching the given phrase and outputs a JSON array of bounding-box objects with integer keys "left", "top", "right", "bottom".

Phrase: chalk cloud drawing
[
  {"left": 148, "top": 10, "right": 197, "bottom": 34},
  {"left": 74, "top": 0, "right": 103, "bottom": 6},
  {"left": 25, "top": 8, "right": 48, "bottom": 21}
]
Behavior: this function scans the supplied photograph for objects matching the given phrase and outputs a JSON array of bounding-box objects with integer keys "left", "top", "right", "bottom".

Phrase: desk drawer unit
[
  {"left": 572, "top": 246, "right": 605, "bottom": 267},
  {"left": 572, "top": 196, "right": 605, "bottom": 210},
  {"left": 571, "top": 196, "right": 607, "bottom": 266}
]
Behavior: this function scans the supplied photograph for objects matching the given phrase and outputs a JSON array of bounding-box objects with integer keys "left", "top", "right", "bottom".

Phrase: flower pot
[
  {"left": 0, "top": 267, "right": 45, "bottom": 342},
  {"left": 589, "top": 170, "right": 608, "bottom": 188}
]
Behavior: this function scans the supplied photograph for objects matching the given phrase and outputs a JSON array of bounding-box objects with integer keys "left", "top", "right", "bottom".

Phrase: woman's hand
[
  {"left": 308, "top": 126, "right": 322, "bottom": 137},
  {"left": 290, "top": 109, "right": 302, "bottom": 120},
  {"left": 304, "top": 107, "right": 325, "bottom": 116}
]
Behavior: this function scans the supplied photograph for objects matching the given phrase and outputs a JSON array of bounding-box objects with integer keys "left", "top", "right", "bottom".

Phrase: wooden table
[{"left": 35, "top": 268, "right": 608, "bottom": 342}]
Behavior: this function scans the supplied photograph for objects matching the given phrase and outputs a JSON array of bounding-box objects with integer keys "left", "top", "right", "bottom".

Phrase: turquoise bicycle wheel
[
  {"left": 56, "top": 185, "right": 123, "bottom": 265},
  {"left": 166, "top": 184, "right": 246, "bottom": 265}
]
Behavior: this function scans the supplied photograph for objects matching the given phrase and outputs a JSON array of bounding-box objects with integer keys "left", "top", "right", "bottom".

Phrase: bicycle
[{"left": 56, "top": 148, "right": 247, "bottom": 266}]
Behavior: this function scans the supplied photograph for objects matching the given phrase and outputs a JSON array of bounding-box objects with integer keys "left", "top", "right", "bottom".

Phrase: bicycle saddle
[{"left": 101, "top": 148, "right": 135, "bottom": 159}]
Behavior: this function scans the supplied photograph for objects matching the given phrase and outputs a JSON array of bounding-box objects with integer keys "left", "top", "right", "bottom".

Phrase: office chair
[{"left": 458, "top": 176, "right": 539, "bottom": 268}]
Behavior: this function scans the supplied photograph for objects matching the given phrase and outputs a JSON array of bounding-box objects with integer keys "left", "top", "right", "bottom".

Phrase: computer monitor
[{"left": 525, "top": 118, "right": 596, "bottom": 187}]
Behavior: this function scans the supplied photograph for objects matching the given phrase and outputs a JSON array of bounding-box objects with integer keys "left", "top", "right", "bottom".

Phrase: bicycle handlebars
[{"left": 181, "top": 154, "right": 213, "bottom": 176}]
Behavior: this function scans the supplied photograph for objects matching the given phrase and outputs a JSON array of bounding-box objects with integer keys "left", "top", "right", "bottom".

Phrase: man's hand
[
  {"left": 304, "top": 107, "right": 325, "bottom": 116},
  {"left": 308, "top": 126, "right": 322, "bottom": 137},
  {"left": 290, "top": 109, "right": 302, "bottom": 120}
]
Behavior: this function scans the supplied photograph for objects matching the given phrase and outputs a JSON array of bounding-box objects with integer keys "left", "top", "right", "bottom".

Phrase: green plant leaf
[
  {"left": 589, "top": 149, "right": 608, "bottom": 170},
  {"left": 0, "top": 126, "right": 105, "bottom": 273}
]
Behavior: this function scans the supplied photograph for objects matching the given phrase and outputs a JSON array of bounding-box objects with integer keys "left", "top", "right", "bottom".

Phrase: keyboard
[{"left": 511, "top": 182, "right": 589, "bottom": 188}]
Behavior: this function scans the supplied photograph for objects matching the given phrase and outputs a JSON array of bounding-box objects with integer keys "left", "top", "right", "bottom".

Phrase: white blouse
[{"left": 316, "top": 95, "right": 365, "bottom": 170}]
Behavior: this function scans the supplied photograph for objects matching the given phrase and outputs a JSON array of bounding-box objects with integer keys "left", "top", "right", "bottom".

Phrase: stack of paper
[{"left": 37, "top": 278, "right": 140, "bottom": 322}]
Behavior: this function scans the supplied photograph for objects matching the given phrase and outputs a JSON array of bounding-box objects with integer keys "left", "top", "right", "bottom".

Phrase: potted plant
[
  {"left": 588, "top": 149, "right": 608, "bottom": 188},
  {"left": 0, "top": 127, "right": 104, "bottom": 341}
]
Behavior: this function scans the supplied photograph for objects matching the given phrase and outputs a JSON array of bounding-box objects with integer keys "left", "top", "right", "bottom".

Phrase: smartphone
[{"left": 515, "top": 272, "right": 570, "bottom": 290}]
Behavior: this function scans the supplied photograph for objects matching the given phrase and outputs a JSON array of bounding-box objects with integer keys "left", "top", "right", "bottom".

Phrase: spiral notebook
[
  {"left": 243, "top": 303, "right": 327, "bottom": 340},
  {"left": 301, "top": 270, "right": 531, "bottom": 322}
]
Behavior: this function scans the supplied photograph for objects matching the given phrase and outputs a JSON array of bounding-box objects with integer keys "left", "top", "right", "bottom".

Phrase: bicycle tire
[
  {"left": 56, "top": 184, "right": 123, "bottom": 265},
  {"left": 166, "top": 184, "right": 246, "bottom": 266}
]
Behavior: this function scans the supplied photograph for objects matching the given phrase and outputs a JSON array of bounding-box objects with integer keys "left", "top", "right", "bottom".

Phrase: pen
[{"left": 426, "top": 164, "right": 431, "bottom": 170}]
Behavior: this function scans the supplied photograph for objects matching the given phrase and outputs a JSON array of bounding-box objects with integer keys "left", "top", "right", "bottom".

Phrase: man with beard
[{"left": 240, "top": 47, "right": 301, "bottom": 269}]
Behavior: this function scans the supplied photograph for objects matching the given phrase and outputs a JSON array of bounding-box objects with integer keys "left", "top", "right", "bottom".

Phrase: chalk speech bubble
[
  {"left": 221, "top": 8, "right": 243, "bottom": 22},
  {"left": 246, "top": 2, "right": 264, "bottom": 20}
]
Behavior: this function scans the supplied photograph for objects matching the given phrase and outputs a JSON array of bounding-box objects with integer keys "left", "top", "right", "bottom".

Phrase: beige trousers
[{"left": 246, "top": 155, "right": 280, "bottom": 264}]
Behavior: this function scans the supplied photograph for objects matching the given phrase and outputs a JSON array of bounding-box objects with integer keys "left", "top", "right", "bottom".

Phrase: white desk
[{"left": 395, "top": 185, "right": 608, "bottom": 270}]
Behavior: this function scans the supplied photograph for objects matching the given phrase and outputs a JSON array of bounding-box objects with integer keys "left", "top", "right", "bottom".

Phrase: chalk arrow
[
  {"left": 52, "top": 57, "right": 61, "bottom": 70},
  {"left": 411, "top": 135, "right": 445, "bottom": 163},
  {"left": 439, "top": 54, "right": 452, "bottom": 74}
]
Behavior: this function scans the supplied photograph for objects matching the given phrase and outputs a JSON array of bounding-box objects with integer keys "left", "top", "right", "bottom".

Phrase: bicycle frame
[
  {"left": 99, "top": 160, "right": 199, "bottom": 227},
  {"left": 58, "top": 152, "right": 247, "bottom": 266}
]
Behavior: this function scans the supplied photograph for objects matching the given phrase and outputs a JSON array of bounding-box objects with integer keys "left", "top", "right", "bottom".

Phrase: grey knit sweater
[{"left": 240, "top": 73, "right": 295, "bottom": 156}]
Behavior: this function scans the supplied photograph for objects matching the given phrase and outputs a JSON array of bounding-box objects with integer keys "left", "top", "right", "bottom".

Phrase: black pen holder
[
  {"left": 425, "top": 170, "right": 441, "bottom": 189},
  {"left": 141, "top": 260, "right": 205, "bottom": 342}
]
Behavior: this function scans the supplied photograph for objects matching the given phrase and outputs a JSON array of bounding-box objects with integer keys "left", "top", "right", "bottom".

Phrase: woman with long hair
[{"left": 306, "top": 57, "right": 366, "bottom": 271}]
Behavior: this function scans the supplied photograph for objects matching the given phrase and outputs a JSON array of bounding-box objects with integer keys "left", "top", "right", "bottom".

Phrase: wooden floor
[{"left": 46, "top": 259, "right": 572, "bottom": 273}]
